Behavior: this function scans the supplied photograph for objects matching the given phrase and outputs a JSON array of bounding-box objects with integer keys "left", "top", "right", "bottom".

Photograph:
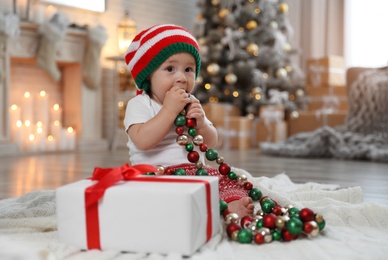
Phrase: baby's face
[{"left": 149, "top": 53, "right": 196, "bottom": 104}]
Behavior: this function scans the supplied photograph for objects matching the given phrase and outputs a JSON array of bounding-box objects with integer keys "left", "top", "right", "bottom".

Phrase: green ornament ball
[
  {"left": 205, "top": 148, "right": 218, "bottom": 161},
  {"left": 237, "top": 228, "right": 253, "bottom": 244},
  {"left": 174, "top": 115, "right": 186, "bottom": 126},
  {"left": 286, "top": 218, "right": 303, "bottom": 235},
  {"left": 228, "top": 171, "right": 237, "bottom": 180},
  {"left": 174, "top": 168, "right": 186, "bottom": 175},
  {"left": 249, "top": 188, "right": 262, "bottom": 201},
  {"left": 188, "top": 128, "right": 197, "bottom": 137},
  {"left": 196, "top": 168, "right": 208, "bottom": 176},
  {"left": 272, "top": 230, "right": 282, "bottom": 241},
  {"left": 185, "top": 143, "right": 194, "bottom": 152},
  {"left": 256, "top": 219, "right": 263, "bottom": 229},
  {"left": 288, "top": 207, "right": 300, "bottom": 217},
  {"left": 220, "top": 200, "right": 228, "bottom": 213},
  {"left": 318, "top": 219, "right": 326, "bottom": 230},
  {"left": 261, "top": 199, "right": 275, "bottom": 214}
]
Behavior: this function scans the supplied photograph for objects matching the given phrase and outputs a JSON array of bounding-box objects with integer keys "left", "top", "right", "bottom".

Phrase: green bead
[
  {"left": 318, "top": 219, "right": 326, "bottom": 230},
  {"left": 237, "top": 228, "right": 253, "bottom": 244},
  {"left": 144, "top": 172, "right": 155, "bottom": 175},
  {"left": 248, "top": 188, "right": 262, "bottom": 201},
  {"left": 174, "top": 168, "right": 186, "bottom": 175},
  {"left": 196, "top": 168, "right": 208, "bottom": 176},
  {"left": 272, "top": 230, "right": 281, "bottom": 241},
  {"left": 220, "top": 200, "right": 228, "bottom": 213},
  {"left": 188, "top": 128, "right": 196, "bottom": 137},
  {"left": 256, "top": 219, "right": 263, "bottom": 229},
  {"left": 205, "top": 148, "right": 218, "bottom": 161},
  {"left": 228, "top": 171, "right": 237, "bottom": 180},
  {"left": 288, "top": 207, "right": 300, "bottom": 217},
  {"left": 185, "top": 143, "right": 194, "bottom": 152},
  {"left": 286, "top": 218, "right": 303, "bottom": 235},
  {"left": 174, "top": 115, "right": 186, "bottom": 126},
  {"left": 261, "top": 199, "right": 275, "bottom": 214}
]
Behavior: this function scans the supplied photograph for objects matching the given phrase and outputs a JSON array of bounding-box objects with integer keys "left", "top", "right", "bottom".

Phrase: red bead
[
  {"left": 243, "top": 181, "right": 253, "bottom": 190},
  {"left": 226, "top": 223, "right": 241, "bottom": 237},
  {"left": 272, "top": 205, "right": 283, "bottom": 216},
  {"left": 303, "top": 221, "right": 315, "bottom": 234},
  {"left": 222, "top": 209, "right": 231, "bottom": 218},
  {"left": 259, "top": 196, "right": 270, "bottom": 204},
  {"left": 199, "top": 144, "right": 208, "bottom": 152},
  {"left": 219, "top": 163, "right": 231, "bottom": 175},
  {"left": 175, "top": 126, "right": 184, "bottom": 135},
  {"left": 240, "top": 215, "right": 254, "bottom": 228},
  {"left": 187, "top": 151, "right": 200, "bottom": 163},
  {"left": 282, "top": 229, "right": 297, "bottom": 241},
  {"left": 186, "top": 118, "right": 197, "bottom": 128},
  {"left": 262, "top": 213, "right": 277, "bottom": 229},
  {"left": 299, "top": 208, "right": 315, "bottom": 222},
  {"left": 254, "top": 233, "right": 265, "bottom": 244},
  {"left": 165, "top": 168, "right": 174, "bottom": 175}
]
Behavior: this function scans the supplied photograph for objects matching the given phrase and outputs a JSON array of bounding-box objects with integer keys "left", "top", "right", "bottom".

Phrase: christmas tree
[{"left": 193, "top": 0, "right": 306, "bottom": 116}]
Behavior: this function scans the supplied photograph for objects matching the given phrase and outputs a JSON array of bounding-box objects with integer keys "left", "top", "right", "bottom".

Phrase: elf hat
[{"left": 125, "top": 24, "right": 201, "bottom": 93}]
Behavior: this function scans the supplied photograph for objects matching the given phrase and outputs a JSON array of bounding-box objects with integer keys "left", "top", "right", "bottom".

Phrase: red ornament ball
[
  {"left": 299, "top": 208, "right": 315, "bottom": 222},
  {"left": 186, "top": 118, "right": 197, "bottom": 128},
  {"left": 282, "top": 229, "right": 297, "bottom": 242},
  {"left": 187, "top": 151, "right": 200, "bottom": 163},
  {"left": 222, "top": 209, "right": 231, "bottom": 218},
  {"left": 226, "top": 223, "right": 241, "bottom": 237},
  {"left": 259, "top": 196, "right": 270, "bottom": 204},
  {"left": 241, "top": 215, "right": 254, "bottom": 228},
  {"left": 303, "top": 221, "right": 316, "bottom": 234},
  {"left": 262, "top": 213, "right": 277, "bottom": 229},
  {"left": 272, "top": 205, "right": 283, "bottom": 216},
  {"left": 219, "top": 163, "right": 231, "bottom": 175},
  {"left": 175, "top": 126, "right": 184, "bottom": 135},
  {"left": 200, "top": 144, "right": 208, "bottom": 152},
  {"left": 243, "top": 181, "right": 253, "bottom": 190},
  {"left": 254, "top": 233, "right": 265, "bottom": 244}
]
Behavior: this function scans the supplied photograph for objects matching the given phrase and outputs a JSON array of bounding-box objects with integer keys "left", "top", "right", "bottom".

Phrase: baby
[{"left": 124, "top": 24, "right": 254, "bottom": 217}]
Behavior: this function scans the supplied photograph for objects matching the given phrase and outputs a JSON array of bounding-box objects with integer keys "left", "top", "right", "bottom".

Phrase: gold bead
[
  {"left": 246, "top": 43, "right": 259, "bottom": 56},
  {"left": 246, "top": 20, "right": 257, "bottom": 30},
  {"left": 225, "top": 73, "right": 237, "bottom": 85},
  {"left": 155, "top": 165, "right": 165, "bottom": 175},
  {"left": 275, "top": 216, "right": 285, "bottom": 229},
  {"left": 231, "top": 230, "right": 239, "bottom": 241},
  {"left": 279, "top": 3, "right": 289, "bottom": 13},
  {"left": 225, "top": 213, "right": 240, "bottom": 225},
  {"left": 315, "top": 213, "right": 324, "bottom": 224},
  {"left": 207, "top": 63, "right": 220, "bottom": 76},
  {"left": 218, "top": 8, "right": 230, "bottom": 19},
  {"left": 196, "top": 161, "right": 203, "bottom": 169},
  {"left": 193, "top": 135, "right": 204, "bottom": 145},
  {"left": 216, "top": 156, "right": 224, "bottom": 164},
  {"left": 176, "top": 135, "right": 188, "bottom": 145}
]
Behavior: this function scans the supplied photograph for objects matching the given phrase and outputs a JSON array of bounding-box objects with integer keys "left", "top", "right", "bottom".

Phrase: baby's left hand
[{"left": 186, "top": 96, "right": 206, "bottom": 130}]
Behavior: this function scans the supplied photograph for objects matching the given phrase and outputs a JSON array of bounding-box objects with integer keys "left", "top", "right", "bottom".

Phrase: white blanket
[{"left": 1, "top": 169, "right": 388, "bottom": 260}]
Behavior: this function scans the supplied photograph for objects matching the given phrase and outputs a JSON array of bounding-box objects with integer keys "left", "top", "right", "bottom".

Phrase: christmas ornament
[
  {"left": 295, "top": 89, "right": 305, "bottom": 98},
  {"left": 290, "top": 110, "right": 299, "bottom": 119},
  {"left": 207, "top": 63, "right": 221, "bottom": 76},
  {"left": 218, "top": 9, "right": 230, "bottom": 19},
  {"left": 225, "top": 73, "right": 238, "bottom": 85},
  {"left": 246, "top": 20, "right": 258, "bottom": 30},
  {"left": 279, "top": 3, "right": 289, "bottom": 14},
  {"left": 246, "top": 43, "right": 259, "bottom": 56},
  {"left": 150, "top": 106, "right": 326, "bottom": 246},
  {"left": 275, "top": 68, "right": 287, "bottom": 78}
]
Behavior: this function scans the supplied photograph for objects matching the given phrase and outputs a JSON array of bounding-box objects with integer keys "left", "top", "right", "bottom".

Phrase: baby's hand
[
  {"left": 163, "top": 86, "right": 191, "bottom": 115},
  {"left": 186, "top": 96, "right": 206, "bottom": 130}
]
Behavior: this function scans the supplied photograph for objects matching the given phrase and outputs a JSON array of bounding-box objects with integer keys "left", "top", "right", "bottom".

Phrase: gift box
[
  {"left": 56, "top": 165, "right": 220, "bottom": 256},
  {"left": 202, "top": 103, "right": 241, "bottom": 123},
  {"left": 255, "top": 119, "right": 287, "bottom": 144},
  {"left": 306, "top": 85, "right": 347, "bottom": 97},
  {"left": 213, "top": 116, "right": 252, "bottom": 150},
  {"left": 306, "top": 96, "right": 349, "bottom": 112},
  {"left": 288, "top": 111, "right": 347, "bottom": 136},
  {"left": 306, "top": 56, "right": 345, "bottom": 87}
]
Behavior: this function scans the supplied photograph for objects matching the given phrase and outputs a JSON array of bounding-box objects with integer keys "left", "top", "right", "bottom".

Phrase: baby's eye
[
  {"left": 166, "top": 66, "right": 174, "bottom": 72},
  {"left": 185, "top": 67, "right": 195, "bottom": 73}
]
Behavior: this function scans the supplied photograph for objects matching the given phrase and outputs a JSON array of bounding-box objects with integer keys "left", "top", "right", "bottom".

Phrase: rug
[{"left": 1, "top": 168, "right": 388, "bottom": 260}]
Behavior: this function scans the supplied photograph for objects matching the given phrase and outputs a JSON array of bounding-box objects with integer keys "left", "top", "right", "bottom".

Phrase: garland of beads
[{"left": 152, "top": 109, "right": 325, "bottom": 245}]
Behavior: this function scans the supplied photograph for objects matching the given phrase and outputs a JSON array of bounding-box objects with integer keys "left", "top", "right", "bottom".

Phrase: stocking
[
  {"left": 36, "top": 13, "right": 69, "bottom": 82},
  {"left": 83, "top": 25, "right": 108, "bottom": 89}
]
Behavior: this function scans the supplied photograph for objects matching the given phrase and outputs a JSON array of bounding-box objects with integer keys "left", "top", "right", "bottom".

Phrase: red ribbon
[{"left": 84, "top": 164, "right": 213, "bottom": 250}]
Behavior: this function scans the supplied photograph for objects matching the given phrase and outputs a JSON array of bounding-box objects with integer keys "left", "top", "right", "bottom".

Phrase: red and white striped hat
[{"left": 125, "top": 24, "right": 201, "bottom": 93}]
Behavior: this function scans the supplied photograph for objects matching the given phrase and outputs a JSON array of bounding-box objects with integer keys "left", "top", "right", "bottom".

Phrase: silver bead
[
  {"left": 155, "top": 165, "right": 165, "bottom": 175},
  {"left": 225, "top": 213, "right": 240, "bottom": 225},
  {"left": 216, "top": 156, "right": 224, "bottom": 164},
  {"left": 196, "top": 161, "right": 203, "bottom": 169},
  {"left": 255, "top": 210, "right": 264, "bottom": 217},
  {"left": 176, "top": 134, "right": 188, "bottom": 145},
  {"left": 193, "top": 135, "right": 204, "bottom": 145}
]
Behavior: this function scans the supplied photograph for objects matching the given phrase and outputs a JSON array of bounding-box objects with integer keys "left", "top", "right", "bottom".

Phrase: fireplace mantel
[{"left": 0, "top": 22, "right": 108, "bottom": 155}]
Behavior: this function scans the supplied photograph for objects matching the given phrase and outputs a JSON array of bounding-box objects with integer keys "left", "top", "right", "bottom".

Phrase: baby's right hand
[{"left": 163, "top": 86, "right": 191, "bottom": 115}]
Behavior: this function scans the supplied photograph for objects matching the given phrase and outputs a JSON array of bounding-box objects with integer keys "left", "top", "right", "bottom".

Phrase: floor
[{"left": 0, "top": 148, "right": 387, "bottom": 205}]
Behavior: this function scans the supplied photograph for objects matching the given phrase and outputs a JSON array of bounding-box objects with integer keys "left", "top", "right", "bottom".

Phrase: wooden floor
[{"left": 0, "top": 148, "right": 387, "bottom": 204}]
